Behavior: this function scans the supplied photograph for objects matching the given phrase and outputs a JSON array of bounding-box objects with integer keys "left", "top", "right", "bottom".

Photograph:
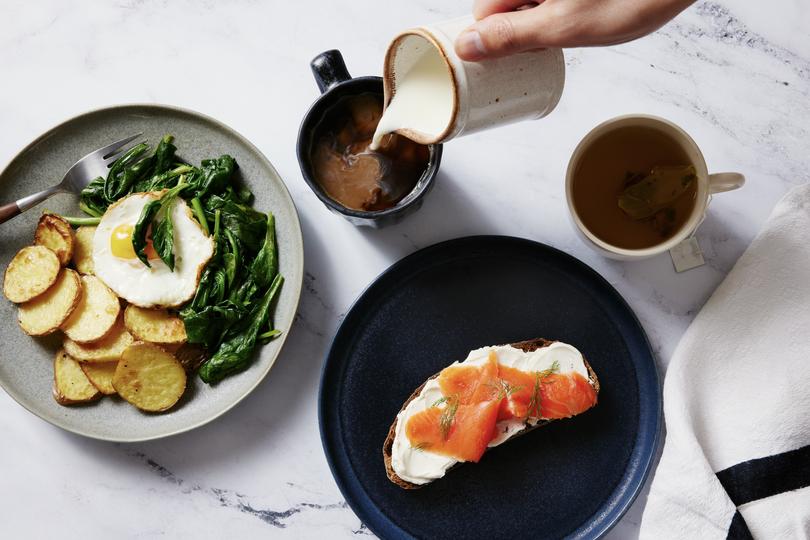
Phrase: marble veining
[
  {"left": 689, "top": 2, "right": 809, "bottom": 78},
  {"left": 128, "top": 450, "right": 351, "bottom": 529},
  {"left": 0, "top": 0, "right": 808, "bottom": 538}
]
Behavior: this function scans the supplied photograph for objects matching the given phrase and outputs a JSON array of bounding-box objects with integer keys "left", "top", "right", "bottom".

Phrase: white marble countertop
[{"left": 1, "top": 1, "right": 807, "bottom": 538}]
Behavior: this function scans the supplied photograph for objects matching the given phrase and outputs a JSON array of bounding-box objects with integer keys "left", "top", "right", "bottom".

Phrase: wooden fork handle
[
  {"left": 1, "top": 185, "right": 64, "bottom": 225},
  {"left": 0, "top": 201, "right": 21, "bottom": 224}
]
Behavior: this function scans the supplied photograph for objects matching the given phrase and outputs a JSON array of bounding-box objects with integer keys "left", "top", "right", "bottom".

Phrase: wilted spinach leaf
[
  {"left": 198, "top": 274, "right": 283, "bottom": 383},
  {"left": 104, "top": 142, "right": 152, "bottom": 201},
  {"left": 250, "top": 213, "right": 277, "bottom": 289},
  {"left": 79, "top": 176, "right": 108, "bottom": 217},
  {"left": 131, "top": 184, "right": 184, "bottom": 268},
  {"left": 205, "top": 195, "right": 266, "bottom": 253},
  {"left": 152, "top": 135, "right": 177, "bottom": 176},
  {"left": 237, "top": 186, "right": 254, "bottom": 204},
  {"left": 222, "top": 229, "right": 239, "bottom": 290},
  {"left": 151, "top": 199, "right": 176, "bottom": 270},
  {"left": 131, "top": 198, "right": 162, "bottom": 267},
  {"left": 134, "top": 164, "right": 194, "bottom": 193},
  {"left": 185, "top": 155, "right": 236, "bottom": 200},
  {"left": 181, "top": 301, "right": 250, "bottom": 350}
]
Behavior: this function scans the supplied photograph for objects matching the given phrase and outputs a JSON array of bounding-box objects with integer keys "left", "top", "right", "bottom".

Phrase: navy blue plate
[{"left": 319, "top": 236, "right": 660, "bottom": 539}]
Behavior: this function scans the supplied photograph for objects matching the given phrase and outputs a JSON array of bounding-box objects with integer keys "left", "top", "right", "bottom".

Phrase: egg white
[{"left": 93, "top": 192, "right": 214, "bottom": 308}]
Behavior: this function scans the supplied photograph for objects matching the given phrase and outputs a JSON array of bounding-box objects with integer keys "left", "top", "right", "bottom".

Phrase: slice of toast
[{"left": 383, "top": 338, "right": 600, "bottom": 489}]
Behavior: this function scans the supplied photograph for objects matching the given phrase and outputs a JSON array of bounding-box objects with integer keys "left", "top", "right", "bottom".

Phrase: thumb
[{"left": 455, "top": 8, "right": 552, "bottom": 61}]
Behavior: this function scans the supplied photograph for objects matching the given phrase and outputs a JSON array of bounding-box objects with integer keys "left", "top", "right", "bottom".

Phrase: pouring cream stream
[{"left": 370, "top": 38, "right": 454, "bottom": 150}]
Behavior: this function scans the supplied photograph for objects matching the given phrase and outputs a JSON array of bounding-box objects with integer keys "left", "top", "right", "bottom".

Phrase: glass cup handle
[{"left": 708, "top": 172, "right": 745, "bottom": 194}]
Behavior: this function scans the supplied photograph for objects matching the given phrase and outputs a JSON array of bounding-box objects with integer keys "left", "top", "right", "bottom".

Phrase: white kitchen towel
[{"left": 640, "top": 183, "right": 810, "bottom": 540}]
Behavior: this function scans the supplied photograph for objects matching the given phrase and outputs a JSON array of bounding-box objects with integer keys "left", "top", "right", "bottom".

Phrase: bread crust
[{"left": 382, "top": 338, "right": 600, "bottom": 489}]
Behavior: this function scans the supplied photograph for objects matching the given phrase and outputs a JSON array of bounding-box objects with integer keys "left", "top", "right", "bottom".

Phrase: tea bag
[{"left": 618, "top": 165, "right": 697, "bottom": 220}]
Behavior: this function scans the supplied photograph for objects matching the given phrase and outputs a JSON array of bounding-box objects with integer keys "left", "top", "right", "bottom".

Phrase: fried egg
[{"left": 93, "top": 192, "right": 214, "bottom": 308}]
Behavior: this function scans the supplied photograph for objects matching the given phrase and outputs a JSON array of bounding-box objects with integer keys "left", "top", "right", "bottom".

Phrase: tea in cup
[{"left": 566, "top": 115, "right": 744, "bottom": 261}]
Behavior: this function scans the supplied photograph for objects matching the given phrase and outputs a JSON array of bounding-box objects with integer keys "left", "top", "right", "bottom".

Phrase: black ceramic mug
[{"left": 296, "top": 49, "right": 443, "bottom": 228}]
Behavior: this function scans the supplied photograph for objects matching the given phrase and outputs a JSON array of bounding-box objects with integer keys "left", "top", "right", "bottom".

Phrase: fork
[{"left": 0, "top": 133, "right": 145, "bottom": 225}]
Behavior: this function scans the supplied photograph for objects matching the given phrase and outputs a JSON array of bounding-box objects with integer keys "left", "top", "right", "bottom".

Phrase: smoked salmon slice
[
  {"left": 496, "top": 365, "right": 597, "bottom": 421},
  {"left": 405, "top": 399, "right": 501, "bottom": 462},
  {"left": 538, "top": 372, "right": 597, "bottom": 419},
  {"left": 407, "top": 352, "right": 502, "bottom": 462},
  {"left": 437, "top": 351, "right": 499, "bottom": 404},
  {"left": 496, "top": 364, "right": 537, "bottom": 420},
  {"left": 405, "top": 350, "right": 597, "bottom": 461}
]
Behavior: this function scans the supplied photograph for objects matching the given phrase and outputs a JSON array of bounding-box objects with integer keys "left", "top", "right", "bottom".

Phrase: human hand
[{"left": 455, "top": 0, "right": 695, "bottom": 60}]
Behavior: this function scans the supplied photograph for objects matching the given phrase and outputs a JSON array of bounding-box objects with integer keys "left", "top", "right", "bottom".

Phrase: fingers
[
  {"left": 459, "top": 0, "right": 698, "bottom": 60},
  {"left": 472, "top": 0, "right": 537, "bottom": 20},
  {"left": 456, "top": 6, "right": 552, "bottom": 61}
]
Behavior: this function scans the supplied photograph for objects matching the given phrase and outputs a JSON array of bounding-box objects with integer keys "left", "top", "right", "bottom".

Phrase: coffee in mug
[{"left": 310, "top": 93, "right": 431, "bottom": 212}]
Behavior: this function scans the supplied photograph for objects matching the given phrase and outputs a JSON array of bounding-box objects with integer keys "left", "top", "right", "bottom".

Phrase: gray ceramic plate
[{"left": 0, "top": 104, "right": 303, "bottom": 442}]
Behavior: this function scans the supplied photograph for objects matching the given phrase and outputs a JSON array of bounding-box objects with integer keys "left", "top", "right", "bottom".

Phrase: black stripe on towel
[
  {"left": 716, "top": 444, "right": 810, "bottom": 506},
  {"left": 726, "top": 510, "right": 753, "bottom": 540}
]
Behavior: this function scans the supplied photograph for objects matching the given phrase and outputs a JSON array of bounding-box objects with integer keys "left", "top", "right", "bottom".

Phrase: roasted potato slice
[
  {"left": 124, "top": 305, "right": 187, "bottom": 344},
  {"left": 3, "top": 245, "right": 61, "bottom": 303},
  {"left": 63, "top": 317, "right": 133, "bottom": 362},
  {"left": 53, "top": 349, "right": 101, "bottom": 405},
  {"left": 80, "top": 361, "right": 117, "bottom": 395},
  {"left": 34, "top": 214, "right": 74, "bottom": 266},
  {"left": 113, "top": 342, "right": 186, "bottom": 412},
  {"left": 61, "top": 275, "right": 120, "bottom": 343},
  {"left": 18, "top": 268, "right": 82, "bottom": 336},
  {"left": 72, "top": 226, "right": 96, "bottom": 275}
]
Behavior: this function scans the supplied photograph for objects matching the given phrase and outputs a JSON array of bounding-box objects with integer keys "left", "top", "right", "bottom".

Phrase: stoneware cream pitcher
[{"left": 381, "top": 15, "right": 565, "bottom": 145}]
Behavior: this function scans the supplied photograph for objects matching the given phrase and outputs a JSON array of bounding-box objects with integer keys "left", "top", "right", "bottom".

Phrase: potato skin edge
[
  {"left": 34, "top": 214, "right": 75, "bottom": 266},
  {"left": 52, "top": 350, "right": 102, "bottom": 406}
]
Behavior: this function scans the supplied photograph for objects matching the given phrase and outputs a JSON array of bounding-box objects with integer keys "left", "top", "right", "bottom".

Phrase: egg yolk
[{"left": 111, "top": 224, "right": 158, "bottom": 260}]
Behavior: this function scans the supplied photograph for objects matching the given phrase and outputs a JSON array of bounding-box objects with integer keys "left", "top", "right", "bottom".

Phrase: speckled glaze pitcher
[{"left": 382, "top": 15, "right": 565, "bottom": 145}]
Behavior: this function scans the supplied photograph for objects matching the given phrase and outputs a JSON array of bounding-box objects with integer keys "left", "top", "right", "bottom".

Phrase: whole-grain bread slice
[{"left": 382, "top": 338, "right": 600, "bottom": 489}]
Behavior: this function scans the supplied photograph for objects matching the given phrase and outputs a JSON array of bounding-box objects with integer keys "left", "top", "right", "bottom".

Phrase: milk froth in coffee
[{"left": 310, "top": 93, "right": 430, "bottom": 212}]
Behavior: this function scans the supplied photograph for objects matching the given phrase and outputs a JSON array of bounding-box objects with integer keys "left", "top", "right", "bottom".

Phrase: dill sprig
[
  {"left": 486, "top": 379, "right": 524, "bottom": 400},
  {"left": 439, "top": 395, "right": 460, "bottom": 440},
  {"left": 526, "top": 374, "right": 542, "bottom": 418},
  {"left": 526, "top": 361, "right": 560, "bottom": 419},
  {"left": 540, "top": 360, "right": 560, "bottom": 379},
  {"left": 431, "top": 396, "right": 449, "bottom": 407}
]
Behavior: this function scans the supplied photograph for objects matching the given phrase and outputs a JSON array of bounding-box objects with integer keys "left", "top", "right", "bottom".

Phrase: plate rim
[
  {"left": 0, "top": 102, "right": 304, "bottom": 442},
  {"left": 318, "top": 235, "right": 662, "bottom": 539}
]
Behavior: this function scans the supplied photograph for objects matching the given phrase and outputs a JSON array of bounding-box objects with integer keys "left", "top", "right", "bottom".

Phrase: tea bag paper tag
[{"left": 670, "top": 237, "right": 705, "bottom": 273}]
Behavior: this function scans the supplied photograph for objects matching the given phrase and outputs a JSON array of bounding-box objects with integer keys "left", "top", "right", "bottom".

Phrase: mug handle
[
  {"left": 310, "top": 50, "right": 352, "bottom": 94},
  {"left": 708, "top": 172, "right": 745, "bottom": 194}
]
